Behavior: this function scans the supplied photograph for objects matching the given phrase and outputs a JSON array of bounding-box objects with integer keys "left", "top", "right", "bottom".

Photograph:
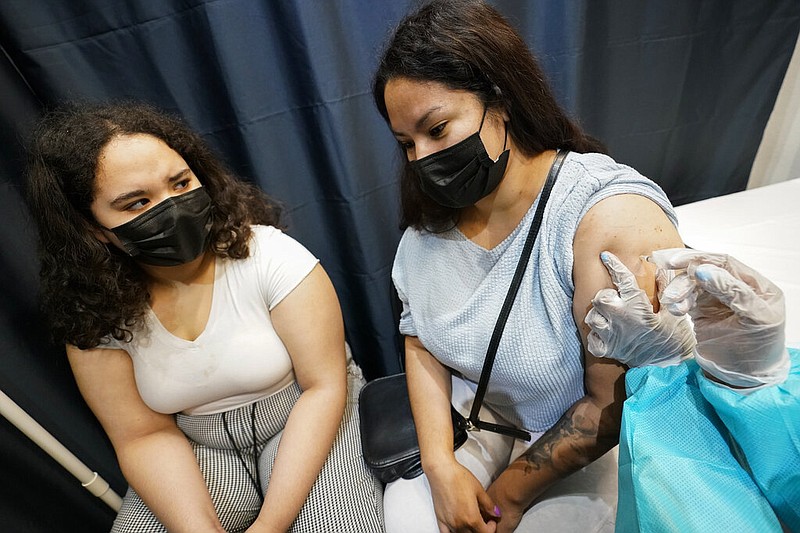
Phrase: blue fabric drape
[
  {"left": 501, "top": 0, "right": 800, "bottom": 204},
  {"left": 0, "top": 1, "right": 798, "bottom": 530},
  {"left": 1, "top": 0, "right": 413, "bottom": 381}
]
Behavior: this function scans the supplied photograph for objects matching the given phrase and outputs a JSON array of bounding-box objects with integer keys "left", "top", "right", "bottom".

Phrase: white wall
[{"left": 748, "top": 33, "right": 800, "bottom": 188}]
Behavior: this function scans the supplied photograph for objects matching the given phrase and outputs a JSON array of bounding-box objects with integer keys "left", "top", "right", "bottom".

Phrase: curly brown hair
[
  {"left": 373, "top": 0, "right": 606, "bottom": 231},
  {"left": 26, "top": 101, "right": 284, "bottom": 349}
]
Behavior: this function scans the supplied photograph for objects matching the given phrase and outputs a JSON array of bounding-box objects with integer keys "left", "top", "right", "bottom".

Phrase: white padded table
[{"left": 674, "top": 178, "right": 800, "bottom": 347}]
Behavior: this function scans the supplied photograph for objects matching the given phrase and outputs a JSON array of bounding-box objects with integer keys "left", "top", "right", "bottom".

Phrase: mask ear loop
[
  {"left": 491, "top": 84, "right": 508, "bottom": 153},
  {"left": 489, "top": 123, "right": 509, "bottom": 163},
  {"left": 480, "top": 109, "right": 508, "bottom": 162},
  {"left": 482, "top": 84, "right": 508, "bottom": 159},
  {"left": 478, "top": 105, "right": 489, "bottom": 132},
  {"left": 481, "top": 106, "right": 508, "bottom": 160}
]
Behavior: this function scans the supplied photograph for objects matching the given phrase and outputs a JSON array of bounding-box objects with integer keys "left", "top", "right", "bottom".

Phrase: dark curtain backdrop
[{"left": 0, "top": 1, "right": 797, "bottom": 531}]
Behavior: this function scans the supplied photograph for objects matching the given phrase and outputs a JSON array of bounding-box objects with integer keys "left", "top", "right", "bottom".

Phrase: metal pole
[{"left": 0, "top": 389, "right": 122, "bottom": 511}]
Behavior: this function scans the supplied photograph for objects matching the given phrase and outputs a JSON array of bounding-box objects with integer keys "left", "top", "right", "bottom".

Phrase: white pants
[{"left": 383, "top": 376, "right": 618, "bottom": 533}]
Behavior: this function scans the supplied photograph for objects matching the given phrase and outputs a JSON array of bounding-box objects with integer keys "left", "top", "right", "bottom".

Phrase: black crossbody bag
[{"left": 358, "top": 150, "right": 568, "bottom": 484}]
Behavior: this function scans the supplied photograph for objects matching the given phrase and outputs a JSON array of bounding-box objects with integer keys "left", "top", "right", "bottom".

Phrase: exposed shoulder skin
[
  {"left": 573, "top": 193, "right": 683, "bottom": 342},
  {"left": 67, "top": 344, "right": 225, "bottom": 532}
]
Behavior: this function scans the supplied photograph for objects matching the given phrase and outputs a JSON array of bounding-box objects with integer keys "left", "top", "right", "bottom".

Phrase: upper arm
[
  {"left": 572, "top": 194, "right": 683, "bottom": 403},
  {"left": 269, "top": 264, "right": 346, "bottom": 393},
  {"left": 67, "top": 344, "right": 177, "bottom": 449},
  {"left": 404, "top": 335, "right": 451, "bottom": 400}
]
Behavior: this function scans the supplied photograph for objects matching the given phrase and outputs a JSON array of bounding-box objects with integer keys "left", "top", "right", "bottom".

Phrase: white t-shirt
[{"left": 104, "top": 225, "right": 319, "bottom": 415}]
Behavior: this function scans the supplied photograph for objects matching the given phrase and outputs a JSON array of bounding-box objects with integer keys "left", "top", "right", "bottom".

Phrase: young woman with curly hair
[{"left": 26, "top": 101, "right": 383, "bottom": 533}]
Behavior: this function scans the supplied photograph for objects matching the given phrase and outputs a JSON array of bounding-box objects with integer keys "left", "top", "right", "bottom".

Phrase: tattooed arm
[
  {"left": 485, "top": 355, "right": 626, "bottom": 531},
  {"left": 487, "top": 194, "right": 683, "bottom": 531}
]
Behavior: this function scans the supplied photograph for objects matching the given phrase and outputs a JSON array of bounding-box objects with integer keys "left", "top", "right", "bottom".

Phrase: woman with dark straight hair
[
  {"left": 373, "top": 1, "right": 685, "bottom": 531},
  {"left": 26, "top": 101, "right": 384, "bottom": 532}
]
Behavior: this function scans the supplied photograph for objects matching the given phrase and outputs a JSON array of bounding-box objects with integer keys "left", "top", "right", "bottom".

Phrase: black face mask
[
  {"left": 108, "top": 187, "right": 213, "bottom": 266},
  {"left": 410, "top": 108, "right": 509, "bottom": 209}
]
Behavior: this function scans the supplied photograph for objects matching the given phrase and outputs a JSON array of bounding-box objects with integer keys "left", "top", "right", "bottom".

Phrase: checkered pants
[{"left": 111, "top": 365, "right": 384, "bottom": 532}]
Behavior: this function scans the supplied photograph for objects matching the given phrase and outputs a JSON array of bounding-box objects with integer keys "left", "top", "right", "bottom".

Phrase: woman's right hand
[
  {"left": 404, "top": 336, "right": 499, "bottom": 531},
  {"left": 427, "top": 459, "right": 500, "bottom": 533}
]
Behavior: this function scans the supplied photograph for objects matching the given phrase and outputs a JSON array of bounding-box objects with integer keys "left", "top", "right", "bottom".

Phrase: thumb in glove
[{"left": 584, "top": 251, "right": 696, "bottom": 368}]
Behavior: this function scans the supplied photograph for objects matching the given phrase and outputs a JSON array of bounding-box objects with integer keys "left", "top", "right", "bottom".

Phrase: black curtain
[{"left": 0, "top": 1, "right": 797, "bottom": 531}]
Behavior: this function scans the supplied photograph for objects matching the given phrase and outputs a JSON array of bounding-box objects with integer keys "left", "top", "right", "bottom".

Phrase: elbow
[
  {"left": 591, "top": 401, "right": 622, "bottom": 458},
  {"left": 302, "top": 376, "right": 347, "bottom": 418},
  {"left": 113, "top": 426, "right": 185, "bottom": 475},
  {"left": 572, "top": 395, "right": 623, "bottom": 465},
  {"left": 595, "top": 426, "right": 620, "bottom": 458}
]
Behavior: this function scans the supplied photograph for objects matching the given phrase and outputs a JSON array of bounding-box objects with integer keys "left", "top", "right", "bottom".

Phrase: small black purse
[
  {"left": 358, "top": 150, "right": 567, "bottom": 484},
  {"left": 358, "top": 375, "right": 468, "bottom": 483}
]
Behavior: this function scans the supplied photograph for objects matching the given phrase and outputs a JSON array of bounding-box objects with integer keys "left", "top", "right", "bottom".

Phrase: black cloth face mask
[
  {"left": 410, "top": 108, "right": 509, "bottom": 209},
  {"left": 107, "top": 186, "right": 213, "bottom": 266}
]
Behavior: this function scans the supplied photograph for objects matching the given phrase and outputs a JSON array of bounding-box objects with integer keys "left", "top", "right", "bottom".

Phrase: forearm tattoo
[{"left": 521, "top": 401, "right": 616, "bottom": 476}]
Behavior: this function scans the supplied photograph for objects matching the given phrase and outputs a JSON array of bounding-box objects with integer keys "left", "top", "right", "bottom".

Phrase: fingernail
[
  {"left": 600, "top": 251, "right": 609, "bottom": 263},
  {"left": 494, "top": 505, "right": 501, "bottom": 517}
]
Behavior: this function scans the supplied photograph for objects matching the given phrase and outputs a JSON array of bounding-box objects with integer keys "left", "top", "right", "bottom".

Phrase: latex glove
[
  {"left": 650, "top": 248, "right": 790, "bottom": 389},
  {"left": 584, "top": 251, "right": 696, "bottom": 367}
]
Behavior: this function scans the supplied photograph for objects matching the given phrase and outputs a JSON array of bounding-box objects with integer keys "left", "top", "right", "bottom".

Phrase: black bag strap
[{"left": 466, "top": 149, "right": 568, "bottom": 441}]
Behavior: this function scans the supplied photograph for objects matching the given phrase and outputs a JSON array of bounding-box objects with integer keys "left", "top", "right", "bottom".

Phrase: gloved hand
[
  {"left": 650, "top": 248, "right": 790, "bottom": 389},
  {"left": 584, "top": 251, "right": 696, "bottom": 367}
]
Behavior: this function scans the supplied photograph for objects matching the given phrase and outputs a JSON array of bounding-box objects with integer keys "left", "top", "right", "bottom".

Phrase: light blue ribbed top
[{"left": 392, "top": 152, "right": 678, "bottom": 432}]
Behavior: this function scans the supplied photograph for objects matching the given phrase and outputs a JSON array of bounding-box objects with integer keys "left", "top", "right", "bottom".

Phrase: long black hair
[
  {"left": 26, "top": 101, "right": 284, "bottom": 349},
  {"left": 373, "top": 0, "right": 605, "bottom": 230}
]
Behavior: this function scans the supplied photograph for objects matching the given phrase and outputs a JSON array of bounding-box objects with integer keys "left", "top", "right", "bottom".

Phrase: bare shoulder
[
  {"left": 573, "top": 193, "right": 682, "bottom": 315},
  {"left": 574, "top": 194, "right": 680, "bottom": 261},
  {"left": 573, "top": 194, "right": 681, "bottom": 298}
]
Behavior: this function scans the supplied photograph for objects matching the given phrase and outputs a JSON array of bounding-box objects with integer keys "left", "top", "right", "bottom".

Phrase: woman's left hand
[{"left": 485, "top": 483, "right": 523, "bottom": 533}]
